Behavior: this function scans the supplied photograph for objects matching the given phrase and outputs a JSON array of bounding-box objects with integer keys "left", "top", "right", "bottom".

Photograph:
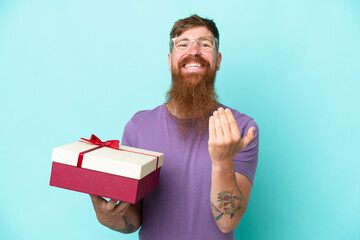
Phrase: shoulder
[
  {"left": 127, "top": 104, "right": 164, "bottom": 125},
  {"left": 123, "top": 104, "right": 166, "bottom": 135},
  {"left": 122, "top": 104, "right": 165, "bottom": 146}
]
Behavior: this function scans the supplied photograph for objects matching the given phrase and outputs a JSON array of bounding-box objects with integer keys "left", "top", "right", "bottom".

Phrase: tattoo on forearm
[
  {"left": 120, "top": 215, "right": 135, "bottom": 233},
  {"left": 211, "top": 190, "right": 243, "bottom": 221},
  {"left": 211, "top": 202, "right": 221, "bottom": 213}
]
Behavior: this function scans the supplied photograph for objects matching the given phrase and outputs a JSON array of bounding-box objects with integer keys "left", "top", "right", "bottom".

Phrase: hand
[
  {"left": 208, "top": 107, "right": 255, "bottom": 164},
  {"left": 90, "top": 195, "right": 130, "bottom": 229}
]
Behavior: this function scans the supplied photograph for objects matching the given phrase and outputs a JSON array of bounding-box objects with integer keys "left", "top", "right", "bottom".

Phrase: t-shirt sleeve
[
  {"left": 121, "top": 119, "right": 136, "bottom": 148},
  {"left": 234, "top": 119, "right": 259, "bottom": 184}
]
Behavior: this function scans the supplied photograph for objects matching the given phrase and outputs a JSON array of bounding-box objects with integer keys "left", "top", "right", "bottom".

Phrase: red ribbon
[
  {"left": 80, "top": 134, "right": 119, "bottom": 149},
  {"left": 77, "top": 134, "right": 159, "bottom": 169},
  {"left": 77, "top": 134, "right": 119, "bottom": 168}
]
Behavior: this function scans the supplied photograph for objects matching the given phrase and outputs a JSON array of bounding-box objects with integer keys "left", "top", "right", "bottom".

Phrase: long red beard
[{"left": 166, "top": 54, "right": 219, "bottom": 139}]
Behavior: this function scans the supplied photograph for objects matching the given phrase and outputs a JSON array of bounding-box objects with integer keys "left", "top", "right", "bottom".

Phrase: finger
[
  {"left": 241, "top": 127, "right": 255, "bottom": 150},
  {"left": 105, "top": 199, "right": 119, "bottom": 211},
  {"left": 114, "top": 201, "right": 130, "bottom": 215},
  {"left": 213, "top": 110, "right": 223, "bottom": 138},
  {"left": 218, "top": 107, "right": 231, "bottom": 137},
  {"left": 209, "top": 116, "right": 216, "bottom": 140},
  {"left": 225, "top": 108, "right": 240, "bottom": 136},
  {"left": 90, "top": 194, "right": 105, "bottom": 206}
]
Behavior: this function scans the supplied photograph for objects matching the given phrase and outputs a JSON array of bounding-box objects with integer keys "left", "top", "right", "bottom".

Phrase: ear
[
  {"left": 168, "top": 53, "right": 172, "bottom": 71},
  {"left": 216, "top": 52, "right": 222, "bottom": 71}
]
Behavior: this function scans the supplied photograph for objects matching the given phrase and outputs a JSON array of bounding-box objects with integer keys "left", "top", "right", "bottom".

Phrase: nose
[{"left": 187, "top": 40, "right": 201, "bottom": 55}]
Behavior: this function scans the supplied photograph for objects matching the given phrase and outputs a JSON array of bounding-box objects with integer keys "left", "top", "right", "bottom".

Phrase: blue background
[{"left": 1, "top": 1, "right": 359, "bottom": 239}]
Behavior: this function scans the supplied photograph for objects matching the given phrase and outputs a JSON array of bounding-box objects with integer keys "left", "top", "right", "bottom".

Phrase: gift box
[{"left": 50, "top": 135, "right": 164, "bottom": 204}]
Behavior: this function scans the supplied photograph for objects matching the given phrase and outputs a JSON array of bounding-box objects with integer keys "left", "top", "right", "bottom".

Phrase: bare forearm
[
  {"left": 210, "top": 162, "right": 247, "bottom": 233},
  {"left": 208, "top": 107, "right": 254, "bottom": 233},
  {"left": 108, "top": 204, "right": 142, "bottom": 233},
  {"left": 91, "top": 196, "right": 143, "bottom": 234}
]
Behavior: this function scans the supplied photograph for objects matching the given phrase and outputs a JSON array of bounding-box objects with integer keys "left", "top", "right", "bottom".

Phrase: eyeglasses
[{"left": 171, "top": 36, "right": 218, "bottom": 53}]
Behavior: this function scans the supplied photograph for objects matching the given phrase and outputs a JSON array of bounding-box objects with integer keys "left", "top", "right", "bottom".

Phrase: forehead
[{"left": 178, "top": 26, "right": 214, "bottom": 39}]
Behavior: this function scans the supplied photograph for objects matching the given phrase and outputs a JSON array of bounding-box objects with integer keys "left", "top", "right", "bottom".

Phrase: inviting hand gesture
[{"left": 208, "top": 107, "right": 255, "bottom": 164}]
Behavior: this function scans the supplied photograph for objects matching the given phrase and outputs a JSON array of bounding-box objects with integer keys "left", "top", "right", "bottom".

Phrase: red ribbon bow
[
  {"left": 77, "top": 134, "right": 159, "bottom": 169},
  {"left": 77, "top": 134, "right": 120, "bottom": 168},
  {"left": 80, "top": 134, "right": 119, "bottom": 149}
]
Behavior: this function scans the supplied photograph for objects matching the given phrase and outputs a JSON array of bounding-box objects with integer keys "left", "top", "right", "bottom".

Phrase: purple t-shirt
[{"left": 121, "top": 104, "right": 259, "bottom": 240}]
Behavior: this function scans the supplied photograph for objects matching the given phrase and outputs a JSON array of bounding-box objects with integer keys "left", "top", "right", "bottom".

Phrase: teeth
[{"left": 185, "top": 63, "right": 202, "bottom": 69}]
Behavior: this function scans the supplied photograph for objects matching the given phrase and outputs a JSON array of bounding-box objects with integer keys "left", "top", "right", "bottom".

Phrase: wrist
[
  {"left": 211, "top": 156, "right": 234, "bottom": 168},
  {"left": 212, "top": 161, "right": 235, "bottom": 177}
]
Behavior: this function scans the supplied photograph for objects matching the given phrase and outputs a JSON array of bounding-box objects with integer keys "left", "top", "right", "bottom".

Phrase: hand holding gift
[{"left": 90, "top": 195, "right": 133, "bottom": 231}]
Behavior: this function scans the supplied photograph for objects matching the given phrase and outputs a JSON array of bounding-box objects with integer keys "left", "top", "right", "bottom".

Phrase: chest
[{"left": 135, "top": 126, "right": 212, "bottom": 193}]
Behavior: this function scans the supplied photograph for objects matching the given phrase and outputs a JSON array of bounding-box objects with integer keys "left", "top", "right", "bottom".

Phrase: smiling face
[
  {"left": 166, "top": 26, "right": 222, "bottom": 139},
  {"left": 168, "top": 26, "right": 222, "bottom": 83}
]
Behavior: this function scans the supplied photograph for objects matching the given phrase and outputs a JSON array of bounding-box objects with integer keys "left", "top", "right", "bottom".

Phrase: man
[{"left": 90, "top": 14, "right": 259, "bottom": 239}]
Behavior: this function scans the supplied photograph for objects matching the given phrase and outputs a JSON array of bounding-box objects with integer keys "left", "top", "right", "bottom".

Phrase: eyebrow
[{"left": 177, "top": 36, "right": 213, "bottom": 39}]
